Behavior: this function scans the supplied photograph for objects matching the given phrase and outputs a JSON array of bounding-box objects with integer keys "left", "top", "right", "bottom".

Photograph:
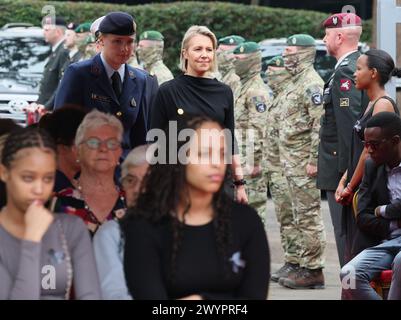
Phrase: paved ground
[{"left": 265, "top": 199, "right": 342, "bottom": 300}]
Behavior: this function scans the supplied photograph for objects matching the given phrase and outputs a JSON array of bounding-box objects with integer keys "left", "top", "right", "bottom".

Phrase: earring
[{"left": 76, "top": 159, "right": 80, "bottom": 163}]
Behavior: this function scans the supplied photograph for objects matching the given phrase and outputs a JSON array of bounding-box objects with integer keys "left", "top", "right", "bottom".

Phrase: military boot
[
  {"left": 279, "top": 267, "right": 325, "bottom": 289},
  {"left": 271, "top": 263, "right": 300, "bottom": 282}
]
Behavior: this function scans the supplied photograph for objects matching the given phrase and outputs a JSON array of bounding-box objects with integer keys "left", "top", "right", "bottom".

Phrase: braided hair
[
  {"left": 1, "top": 127, "right": 57, "bottom": 169},
  {"left": 122, "top": 114, "right": 233, "bottom": 283}
]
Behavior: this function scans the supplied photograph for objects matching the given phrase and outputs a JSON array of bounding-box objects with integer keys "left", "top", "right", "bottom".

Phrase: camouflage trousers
[
  {"left": 268, "top": 170, "right": 300, "bottom": 265},
  {"left": 245, "top": 172, "right": 268, "bottom": 223},
  {"left": 284, "top": 174, "right": 326, "bottom": 269}
]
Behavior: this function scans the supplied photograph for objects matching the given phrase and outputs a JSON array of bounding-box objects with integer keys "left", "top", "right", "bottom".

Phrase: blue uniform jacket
[{"left": 54, "top": 54, "right": 158, "bottom": 151}]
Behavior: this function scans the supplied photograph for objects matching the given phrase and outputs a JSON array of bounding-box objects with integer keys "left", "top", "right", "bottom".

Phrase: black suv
[
  {"left": 0, "top": 23, "right": 50, "bottom": 125},
  {"left": 259, "top": 38, "right": 369, "bottom": 83}
]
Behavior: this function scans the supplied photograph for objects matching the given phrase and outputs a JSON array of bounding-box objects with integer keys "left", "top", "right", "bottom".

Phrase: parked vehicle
[{"left": 0, "top": 23, "right": 50, "bottom": 125}]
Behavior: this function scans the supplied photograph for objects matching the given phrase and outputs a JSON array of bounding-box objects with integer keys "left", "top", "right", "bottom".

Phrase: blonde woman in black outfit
[
  {"left": 150, "top": 25, "right": 247, "bottom": 203},
  {"left": 123, "top": 115, "right": 270, "bottom": 300}
]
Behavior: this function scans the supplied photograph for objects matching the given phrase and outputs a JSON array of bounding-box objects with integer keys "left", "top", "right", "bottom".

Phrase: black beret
[
  {"left": 98, "top": 12, "right": 135, "bottom": 36},
  {"left": 66, "top": 22, "right": 78, "bottom": 31}
]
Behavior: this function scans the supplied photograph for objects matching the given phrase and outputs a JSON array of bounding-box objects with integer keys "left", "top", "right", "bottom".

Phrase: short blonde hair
[
  {"left": 75, "top": 109, "right": 123, "bottom": 146},
  {"left": 179, "top": 25, "right": 218, "bottom": 73}
]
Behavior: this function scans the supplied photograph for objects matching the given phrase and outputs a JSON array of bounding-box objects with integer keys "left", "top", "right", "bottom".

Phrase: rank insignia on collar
[
  {"left": 90, "top": 64, "right": 101, "bottom": 76},
  {"left": 128, "top": 70, "right": 135, "bottom": 79}
]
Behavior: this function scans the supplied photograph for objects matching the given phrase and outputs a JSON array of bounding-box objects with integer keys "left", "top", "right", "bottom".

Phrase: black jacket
[
  {"left": 317, "top": 51, "right": 369, "bottom": 190},
  {"left": 354, "top": 158, "right": 392, "bottom": 254},
  {"left": 37, "top": 41, "right": 69, "bottom": 110}
]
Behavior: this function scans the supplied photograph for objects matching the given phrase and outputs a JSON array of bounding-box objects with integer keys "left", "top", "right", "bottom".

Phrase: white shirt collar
[
  {"left": 335, "top": 50, "right": 358, "bottom": 69},
  {"left": 52, "top": 39, "right": 65, "bottom": 52},
  {"left": 100, "top": 53, "right": 125, "bottom": 83},
  {"left": 385, "top": 161, "right": 401, "bottom": 173}
]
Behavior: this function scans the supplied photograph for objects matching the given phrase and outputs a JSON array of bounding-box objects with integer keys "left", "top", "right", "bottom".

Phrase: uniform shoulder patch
[
  {"left": 255, "top": 102, "right": 267, "bottom": 113},
  {"left": 340, "top": 79, "right": 352, "bottom": 91},
  {"left": 250, "top": 94, "right": 269, "bottom": 113},
  {"left": 311, "top": 92, "right": 323, "bottom": 105}
]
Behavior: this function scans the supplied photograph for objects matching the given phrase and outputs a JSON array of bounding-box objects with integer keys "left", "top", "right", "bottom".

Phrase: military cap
[
  {"left": 323, "top": 13, "right": 362, "bottom": 29},
  {"left": 140, "top": 30, "right": 164, "bottom": 41},
  {"left": 286, "top": 34, "right": 315, "bottom": 47},
  {"left": 98, "top": 12, "right": 135, "bottom": 36},
  {"left": 265, "top": 55, "right": 284, "bottom": 67},
  {"left": 218, "top": 35, "right": 245, "bottom": 46},
  {"left": 90, "top": 16, "right": 105, "bottom": 36},
  {"left": 233, "top": 41, "right": 260, "bottom": 54},
  {"left": 66, "top": 22, "right": 78, "bottom": 30},
  {"left": 75, "top": 22, "right": 91, "bottom": 33},
  {"left": 42, "top": 16, "right": 67, "bottom": 27}
]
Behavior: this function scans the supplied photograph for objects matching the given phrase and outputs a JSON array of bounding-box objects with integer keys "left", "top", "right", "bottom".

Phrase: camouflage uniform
[
  {"left": 137, "top": 31, "right": 173, "bottom": 85},
  {"left": 280, "top": 38, "right": 326, "bottom": 270},
  {"left": 217, "top": 51, "right": 241, "bottom": 98},
  {"left": 233, "top": 42, "right": 272, "bottom": 221},
  {"left": 265, "top": 57, "right": 300, "bottom": 265}
]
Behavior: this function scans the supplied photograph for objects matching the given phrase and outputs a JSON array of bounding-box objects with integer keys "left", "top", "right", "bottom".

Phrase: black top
[
  {"left": 342, "top": 96, "right": 398, "bottom": 261},
  {"left": 123, "top": 202, "right": 270, "bottom": 300},
  {"left": 150, "top": 74, "right": 236, "bottom": 153},
  {"left": 317, "top": 51, "right": 369, "bottom": 190}
]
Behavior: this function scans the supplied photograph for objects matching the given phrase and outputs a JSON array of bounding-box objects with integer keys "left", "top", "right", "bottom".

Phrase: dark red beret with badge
[{"left": 323, "top": 13, "right": 362, "bottom": 28}]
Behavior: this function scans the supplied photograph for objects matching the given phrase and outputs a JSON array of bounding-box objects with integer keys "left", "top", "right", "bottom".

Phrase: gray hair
[
  {"left": 179, "top": 25, "right": 218, "bottom": 73},
  {"left": 121, "top": 144, "right": 150, "bottom": 179},
  {"left": 75, "top": 109, "right": 123, "bottom": 146}
]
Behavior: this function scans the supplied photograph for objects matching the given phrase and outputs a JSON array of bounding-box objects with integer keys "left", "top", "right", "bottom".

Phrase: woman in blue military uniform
[{"left": 55, "top": 12, "right": 158, "bottom": 154}]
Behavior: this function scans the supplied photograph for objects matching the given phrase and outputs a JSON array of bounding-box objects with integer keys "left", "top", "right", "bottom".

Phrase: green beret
[
  {"left": 286, "top": 34, "right": 315, "bottom": 47},
  {"left": 140, "top": 30, "right": 164, "bottom": 41},
  {"left": 265, "top": 55, "right": 284, "bottom": 67},
  {"left": 233, "top": 41, "right": 260, "bottom": 54},
  {"left": 75, "top": 22, "right": 91, "bottom": 33},
  {"left": 218, "top": 35, "right": 245, "bottom": 46}
]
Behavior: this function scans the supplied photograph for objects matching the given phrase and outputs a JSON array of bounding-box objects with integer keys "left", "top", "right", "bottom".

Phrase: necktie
[{"left": 111, "top": 71, "right": 122, "bottom": 99}]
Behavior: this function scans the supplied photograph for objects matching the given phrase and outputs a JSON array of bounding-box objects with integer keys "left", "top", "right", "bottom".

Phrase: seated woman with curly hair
[{"left": 123, "top": 114, "right": 270, "bottom": 300}]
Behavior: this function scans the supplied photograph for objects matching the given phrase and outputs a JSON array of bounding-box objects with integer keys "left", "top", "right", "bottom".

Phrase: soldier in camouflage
[
  {"left": 137, "top": 30, "right": 174, "bottom": 85},
  {"left": 216, "top": 35, "right": 245, "bottom": 96},
  {"left": 278, "top": 34, "right": 327, "bottom": 289},
  {"left": 233, "top": 42, "right": 272, "bottom": 221},
  {"left": 264, "top": 56, "right": 301, "bottom": 282}
]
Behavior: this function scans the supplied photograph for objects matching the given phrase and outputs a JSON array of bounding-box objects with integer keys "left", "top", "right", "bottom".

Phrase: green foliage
[{"left": 0, "top": 0, "right": 372, "bottom": 74}]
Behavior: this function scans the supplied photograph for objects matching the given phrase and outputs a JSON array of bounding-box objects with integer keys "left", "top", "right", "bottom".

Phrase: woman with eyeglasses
[
  {"left": 0, "top": 127, "right": 101, "bottom": 299},
  {"left": 55, "top": 109, "right": 127, "bottom": 235},
  {"left": 93, "top": 144, "right": 150, "bottom": 300},
  {"left": 334, "top": 49, "right": 401, "bottom": 262}
]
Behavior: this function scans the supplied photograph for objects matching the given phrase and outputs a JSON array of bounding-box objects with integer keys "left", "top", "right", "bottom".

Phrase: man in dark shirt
[{"left": 340, "top": 112, "right": 401, "bottom": 300}]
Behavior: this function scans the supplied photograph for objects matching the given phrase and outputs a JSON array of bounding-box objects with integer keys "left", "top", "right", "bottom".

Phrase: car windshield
[{"left": 0, "top": 36, "right": 50, "bottom": 74}]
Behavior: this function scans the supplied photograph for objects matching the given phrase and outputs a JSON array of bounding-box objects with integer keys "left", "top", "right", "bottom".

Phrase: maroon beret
[{"left": 323, "top": 13, "right": 362, "bottom": 29}]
